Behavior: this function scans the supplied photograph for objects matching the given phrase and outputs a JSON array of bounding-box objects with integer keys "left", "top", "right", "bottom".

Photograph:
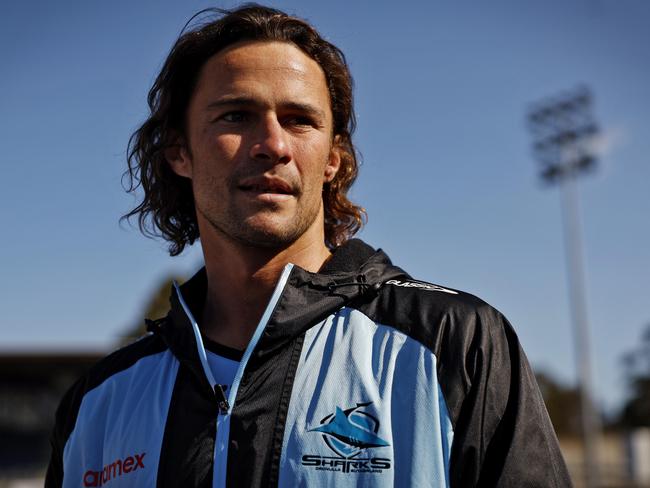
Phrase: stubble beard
[
  {"left": 196, "top": 191, "right": 323, "bottom": 250},
  {"left": 191, "top": 149, "right": 331, "bottom": 251}
]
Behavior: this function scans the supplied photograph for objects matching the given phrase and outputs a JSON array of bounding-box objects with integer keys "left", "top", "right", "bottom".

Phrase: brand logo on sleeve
[
  {"left": 82, "top": 452, "right": 146, "bottom": 486},
  {"left": 302, "top": 402, "right": 391, "bottom": 474},
  {"left": 385, "top": 279, "right": 458, "bottom": 295}
]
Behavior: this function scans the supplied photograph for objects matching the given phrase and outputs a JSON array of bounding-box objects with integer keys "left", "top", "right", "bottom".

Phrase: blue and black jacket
[{"left": 46, "top": 239, "right": 572, "bottom": 487}]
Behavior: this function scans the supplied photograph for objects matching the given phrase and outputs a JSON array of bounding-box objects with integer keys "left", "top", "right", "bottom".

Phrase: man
[{"left": 47, "top": 5, "right": 572, "bottom": 487}]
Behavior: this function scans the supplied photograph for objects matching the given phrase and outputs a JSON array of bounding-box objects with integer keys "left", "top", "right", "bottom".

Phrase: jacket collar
[{"left": 157, "top": 239, "right": 405, "bottom": 375}]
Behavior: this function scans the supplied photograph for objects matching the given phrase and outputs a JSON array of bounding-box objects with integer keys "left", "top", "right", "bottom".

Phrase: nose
[{"left": 249, "top": 115, "right": 292, "bottom": 164}]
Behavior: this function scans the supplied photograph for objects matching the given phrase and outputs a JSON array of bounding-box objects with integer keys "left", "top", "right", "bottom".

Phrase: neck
[{"left": 198, "top": 224, "right": 332, "bottom": 351}]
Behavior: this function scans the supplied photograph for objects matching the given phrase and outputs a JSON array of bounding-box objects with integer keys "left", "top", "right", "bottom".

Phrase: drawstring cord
[{"left": 325, "top": 274, "right": 383, "bottom": 297}]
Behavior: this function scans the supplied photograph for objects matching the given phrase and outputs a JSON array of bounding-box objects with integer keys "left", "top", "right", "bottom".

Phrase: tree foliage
[
  {"left": 620, "top": 323, "right": 650, "bottom": 427},
  {"left": 535, "top": 371, "right": 582, "bottom": 437},
  {"left": 120, "top": 275, "right": 186, "bottom": 345}
]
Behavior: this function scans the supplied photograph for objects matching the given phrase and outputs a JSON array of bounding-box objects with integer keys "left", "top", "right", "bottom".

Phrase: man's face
[{"left": 168, "top": 41, "right": 340, "bottom": 248}]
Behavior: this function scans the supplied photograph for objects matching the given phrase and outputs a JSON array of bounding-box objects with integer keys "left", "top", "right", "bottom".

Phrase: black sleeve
[
  {"left": 45, "top": 378, "right": 85, "bottom": 488},
  {"left": 445, "top": 307, "right": 573, "bottom": 487}
]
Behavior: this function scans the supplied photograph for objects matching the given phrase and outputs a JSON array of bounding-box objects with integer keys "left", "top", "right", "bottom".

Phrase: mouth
[{"left": 238, "top": 177, "right": 296, "bottom": 201}]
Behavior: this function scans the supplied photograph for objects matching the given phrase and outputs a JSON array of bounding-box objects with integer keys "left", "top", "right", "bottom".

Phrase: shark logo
[
  {"left": 301, "top": 402, "right": 392, "bottom": 473},
  {"left": 309, "top": 402, "right": 389, "bottom": 458}
]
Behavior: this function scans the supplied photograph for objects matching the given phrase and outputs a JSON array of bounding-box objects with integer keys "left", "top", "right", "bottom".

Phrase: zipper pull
[{"left": 214, "top": 384, "right": 230, "bottom": 415}]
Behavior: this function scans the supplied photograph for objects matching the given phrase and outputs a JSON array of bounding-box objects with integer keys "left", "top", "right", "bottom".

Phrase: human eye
[
  {"left": 218, "top": 111, "right": 249, "bottom": 123},
  {"left": 284, "top": 114, "right": 318, "bottom": 129}
]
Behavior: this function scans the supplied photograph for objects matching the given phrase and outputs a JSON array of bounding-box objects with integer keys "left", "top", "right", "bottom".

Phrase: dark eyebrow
[
  {"left": 205, "top": 96, "right": 258, "bottom": 110},
  {"left": 205, "top": 97, "right": 327, "bottom": 121}
]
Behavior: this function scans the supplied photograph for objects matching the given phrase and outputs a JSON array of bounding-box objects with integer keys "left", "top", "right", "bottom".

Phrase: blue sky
[{"left": 1, "top": 0, "right": 648, "bottom": 413}]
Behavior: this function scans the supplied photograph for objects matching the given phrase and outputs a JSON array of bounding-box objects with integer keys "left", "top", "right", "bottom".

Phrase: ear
[
  {"left": 324, "top": 137, "right": 343, "bottom": 183},
  {"left": 165, "top": 137, "right": 193, "bottom": 179}
]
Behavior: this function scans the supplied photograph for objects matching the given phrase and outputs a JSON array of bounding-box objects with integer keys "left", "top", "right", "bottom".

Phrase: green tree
[
  {"left": 620, "top": 323, "right": 650, "bottom": 427},
  {"left": 119, "top": 275, "right": 186, "bottom": 345},
  {"left": 535, "top": 371, "right": 582, "bottom": 437}
]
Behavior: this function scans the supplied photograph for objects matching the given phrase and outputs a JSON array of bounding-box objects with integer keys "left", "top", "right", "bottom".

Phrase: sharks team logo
[
  {"left": 301, "top": 402, "right": 392, "bottom": 474},
  {"left": 311, "top": 402, "right": 389, "bottom": 457}
]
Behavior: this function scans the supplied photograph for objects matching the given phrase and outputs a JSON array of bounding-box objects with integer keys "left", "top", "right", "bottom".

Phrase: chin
[
  {"left": 232, "top": 227, "right": 303, "bottom": 249},
  {"left": 200, "top": 204, "right": 323, "bottom": 249},
  {"left": 222, "top": 215, "right": 306, "bottom": 248}
]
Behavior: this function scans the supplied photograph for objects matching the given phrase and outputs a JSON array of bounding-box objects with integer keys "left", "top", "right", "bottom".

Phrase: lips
[{"left": 238, "top": 177, "right": 295, "bottom": 195}]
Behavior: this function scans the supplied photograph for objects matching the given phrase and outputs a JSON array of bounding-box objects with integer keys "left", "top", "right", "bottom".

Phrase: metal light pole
[{"left": 527, "top": 86, "right": 601, "bottom": 488}]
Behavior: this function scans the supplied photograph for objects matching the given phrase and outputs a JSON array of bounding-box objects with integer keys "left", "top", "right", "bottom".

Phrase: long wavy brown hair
[{"left": 123, "top": 4, "right": 366, "bottom": 256}]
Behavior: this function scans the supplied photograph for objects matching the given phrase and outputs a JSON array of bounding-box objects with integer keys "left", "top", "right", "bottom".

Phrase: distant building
[{"left": 0, "top": 351, "right": 106, "bottom": 481}]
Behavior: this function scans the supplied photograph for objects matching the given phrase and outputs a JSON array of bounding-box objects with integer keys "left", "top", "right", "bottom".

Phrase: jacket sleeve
[
  {"left": 444, "top": 306, "right": 573, "bottom": 487},
  {"left": 45, "top": 378, "right": 85, "bottom": 487}
]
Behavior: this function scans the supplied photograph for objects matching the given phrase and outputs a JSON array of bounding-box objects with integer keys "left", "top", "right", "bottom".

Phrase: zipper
[
  {"left": 214, "top": 384, "right": 230, "bottom": 415},
  {"left": 174, "top": 263, "right": 295, "bottom": 487}
]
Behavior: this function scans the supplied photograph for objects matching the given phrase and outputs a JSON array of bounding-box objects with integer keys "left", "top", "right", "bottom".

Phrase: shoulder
[
  {"left": 357, "top": 273, "right": 510, "bottom": 350},
  {"left": 82, "top": 333, "right": 169, "bottom": 392},
  {"left": 354, "top": 272, "right": 522, "bottom": 387},
  {"left": 52, "top": 333, "right": 168, "bottom": 441}
]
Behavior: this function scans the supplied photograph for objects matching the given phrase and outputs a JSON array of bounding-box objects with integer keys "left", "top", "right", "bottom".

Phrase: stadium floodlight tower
[{"left": 527, "top": 86, "right": 601, "bottom": 488}]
